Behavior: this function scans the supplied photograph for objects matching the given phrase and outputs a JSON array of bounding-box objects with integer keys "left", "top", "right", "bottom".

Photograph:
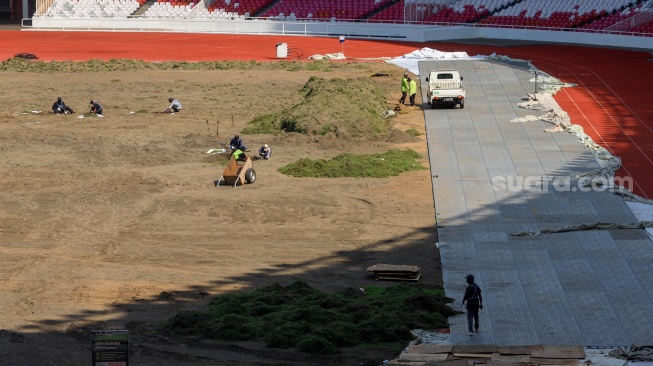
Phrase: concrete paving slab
[{"left": 421, "top": 59, "right": 653, "bottom": 346}]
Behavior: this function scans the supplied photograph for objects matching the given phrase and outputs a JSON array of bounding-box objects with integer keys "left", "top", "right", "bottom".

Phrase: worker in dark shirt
[
  {"left": 229, "top": 135, "right": 246, "bottom": 151},
  {"left": 52, "top": 97, "right": 74, "bottom": 114},
  {"left": 258, "top": 144, "right": 271, "bottom": 159},
  {"left": 461, "top": 274, "right": 483, "bottom": 334},
  {"left": 89, "top": 100, "right": 103, "bottom": 115}
]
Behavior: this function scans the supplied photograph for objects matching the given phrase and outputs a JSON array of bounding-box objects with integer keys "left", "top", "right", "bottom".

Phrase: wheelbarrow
[{"left": 216, "top": 155, "right": 256, "bottom": 187}]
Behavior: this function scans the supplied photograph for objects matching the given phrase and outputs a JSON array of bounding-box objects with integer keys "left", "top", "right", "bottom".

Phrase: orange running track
[{"left": 2, "top": 31, "right": 651, "bottom": 198}]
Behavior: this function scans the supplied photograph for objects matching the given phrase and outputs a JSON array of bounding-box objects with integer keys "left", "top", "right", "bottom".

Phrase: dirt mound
[{"left": 386, "top": 129, "right": 420, "bottom": 144}]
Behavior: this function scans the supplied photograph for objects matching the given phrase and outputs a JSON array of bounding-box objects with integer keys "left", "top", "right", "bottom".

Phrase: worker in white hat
[{"left": 258, "top": 144, "right": 271, "bottom": 159}]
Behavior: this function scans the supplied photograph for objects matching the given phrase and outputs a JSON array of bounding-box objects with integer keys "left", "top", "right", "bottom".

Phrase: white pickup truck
[{"left": 425, "top": 70, "right": 465, "bottom": 109}]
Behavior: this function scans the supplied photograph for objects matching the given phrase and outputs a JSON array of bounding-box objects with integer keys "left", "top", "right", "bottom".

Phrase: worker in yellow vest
[
  {"left": 400, "top": 72, "right": 409, "bottom": 104},
  {"left": 408, "top": 77, "right": 417, "bottom": 107}
]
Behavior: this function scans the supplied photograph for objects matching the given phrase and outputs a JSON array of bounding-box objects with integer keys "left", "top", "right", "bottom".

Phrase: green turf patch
[
  {"left": 165, "top": 281, "right": 459, "bottom": 354},
  {"left": 406, "top": 128, "right": 423, "bottom": 137},
  {"left": 278, "top": 149, "right": 427, "bottom": 178}
]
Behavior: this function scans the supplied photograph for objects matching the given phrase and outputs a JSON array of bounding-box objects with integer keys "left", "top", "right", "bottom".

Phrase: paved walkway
[{"left": 419, "top": 59, "right": 653, "bottom": 346}]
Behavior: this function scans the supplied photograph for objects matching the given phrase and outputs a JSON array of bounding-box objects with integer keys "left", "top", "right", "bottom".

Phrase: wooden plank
[
  {"left": 407, "top": 344, "right": 453, "bottom": 354},
  {"left": 375, "top": 274, "right": 421, "bottom": 279},
  {"left": 454, "top": 353, "right": 494, "bottom": 359},
  {"left": 531, "top": 358, "right": 579, "bottom": 365},
  {"left": 491, "top": 353, "right": 531, "bottom": 362},
  {"left": 367, "top": 264, "right": 420, "bottom": 272},
  {"left": 388, "top": 361, "right": 425, "bottom": 366},
  {"left": 536, "top": 346, "right": 586, "bottom": 359},
  {"left": 487, "top": 360, "right": 522, "bottom": 366},
  {"left": 375, "top": 273, "right": 422, "bottom": 282},
  {"left": 453, "top": 345, "right": 499, "bottom": 354},
  {"left": 398, "top": 353, "right": 449, "bottom": 362},
  {"left": 542, "top": 346, "right": 584, "bottom": 353},
  {"left": 498, "top": 345, "right": 542, "bottom": 355},
  {"left": 532, "top": 351, "right": 586, "bottom": 359},
  {"left": 374, "top": 271, "right": 421, "bottom": 276}
]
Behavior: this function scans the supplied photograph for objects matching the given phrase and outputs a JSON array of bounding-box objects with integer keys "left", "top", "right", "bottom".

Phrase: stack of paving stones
[{"left": 390, "top": 345, "right": 586, "bottom": 366}]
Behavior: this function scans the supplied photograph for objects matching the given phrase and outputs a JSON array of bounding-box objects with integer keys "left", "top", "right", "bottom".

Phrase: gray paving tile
[{"left": 421, "top": 59, "right": 653, "bottom": 347}]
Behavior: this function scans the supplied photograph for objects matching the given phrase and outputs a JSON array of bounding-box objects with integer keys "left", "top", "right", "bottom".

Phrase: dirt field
[{"left": 0, "top": 61, "right": 441, "bottom": 365}]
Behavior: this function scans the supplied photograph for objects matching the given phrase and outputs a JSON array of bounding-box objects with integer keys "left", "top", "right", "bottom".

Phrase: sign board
[{"left": 91, "top": 330, "right": 129, "bottom": 366}]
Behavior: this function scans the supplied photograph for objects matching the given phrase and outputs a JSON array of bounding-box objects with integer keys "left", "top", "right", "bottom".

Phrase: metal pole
[{"left": 534, "top": 72, "right": 538, "bottom": 101}]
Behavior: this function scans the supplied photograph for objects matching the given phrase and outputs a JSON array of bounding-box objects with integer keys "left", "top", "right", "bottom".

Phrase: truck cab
[{"left": 425, "top": 70, "right": 465, "bottom": 109}]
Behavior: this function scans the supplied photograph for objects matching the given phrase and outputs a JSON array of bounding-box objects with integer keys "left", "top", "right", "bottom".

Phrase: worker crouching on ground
[
  {"left": 229, "top": 134, "right": 247, "bottom": 152},
  {"left": 52, "top": 97, "right": 74, "bottom": 114},
  {"left": 165, "top": 98, "right": 182, "bottom": 113},
  {"left": 232, "top": 146, "right": 247, "bottom": 161},
  {"left": 258, "top": 144, "right": 271, "bottom": 159},
  {"left": 89, "top": 100, "right": 103, "bottom": 115}
]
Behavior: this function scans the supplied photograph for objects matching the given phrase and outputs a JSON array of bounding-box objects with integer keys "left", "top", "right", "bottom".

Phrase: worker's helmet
[
  {"left": 57, "top": 97, "right": 62, "bottom": 102},
  {"left": 264, "top": 144, "right": 269, "bottom": 148}
]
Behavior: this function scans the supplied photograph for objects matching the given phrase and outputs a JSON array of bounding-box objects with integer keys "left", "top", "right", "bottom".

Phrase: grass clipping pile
[
  {"left": 166, "top": 282, "right": 458, "bottom": 354},
  {"left": 243, "top": 76, "right": 391, "bottom": 138}
]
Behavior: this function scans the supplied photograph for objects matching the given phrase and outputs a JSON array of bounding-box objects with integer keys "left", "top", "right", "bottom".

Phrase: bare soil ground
[{"left": 0, "top": 61, "right": 441, "bottom": 365}]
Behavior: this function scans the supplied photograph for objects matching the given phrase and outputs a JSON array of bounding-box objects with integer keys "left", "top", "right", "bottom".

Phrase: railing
[
  {"left": 25, "top": 15, "right": 653, "bottom": 39},
  {"left": 606, "top": 8, "right": 653, "bottom": 32}
]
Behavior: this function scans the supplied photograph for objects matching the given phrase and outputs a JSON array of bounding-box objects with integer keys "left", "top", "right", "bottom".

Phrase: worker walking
[
  {"left": 461, "top": 274, "right": 483, "bottom": 334},
  {"left": 408, "top": 77, "right": 418, "bottom": 107},
  {"left": 400, "top": 72, "right": 409, "bottom": 104}
]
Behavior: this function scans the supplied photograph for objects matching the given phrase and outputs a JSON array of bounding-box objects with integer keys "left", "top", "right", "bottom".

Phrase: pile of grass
[
  {"left": 278, "top": 149, "right": 426, "bottom": 178},
  {"left": 165, "top": 281, "right": 459, "bottom": 354},
  {"left": 241, "top": 76, "right": 391, "bottom": 138}
]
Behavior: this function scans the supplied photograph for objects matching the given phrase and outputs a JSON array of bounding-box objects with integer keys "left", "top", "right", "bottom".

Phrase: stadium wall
[{"left": 27, "top": 18, "right": 653, "bottom": 51}]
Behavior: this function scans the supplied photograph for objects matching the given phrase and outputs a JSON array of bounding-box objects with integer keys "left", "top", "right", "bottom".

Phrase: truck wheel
[
  {"left": 245, "top": 168, "right": 256, "bottom": 184},
  {"left": 431, "top": 102, "right": 438, "bottom": 109},
  {"left": 460, "top": 99, "right": 465, "bottom": 109}
]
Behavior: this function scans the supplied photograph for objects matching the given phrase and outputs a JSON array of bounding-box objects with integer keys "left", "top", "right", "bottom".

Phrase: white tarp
[{"left": 386, "top": 47, "right": 488, "bottom": 76}]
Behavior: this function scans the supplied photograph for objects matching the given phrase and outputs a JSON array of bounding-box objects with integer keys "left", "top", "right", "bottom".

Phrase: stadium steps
[
  {"left": 476, "top": 0, "right": 526, "bottom": 22},
  {"left": 252, "top": 0, "right": 280, "bottom": 18},
  {"left": 131, "top": 0, "right": 156, "bottom": 17},
  {"left": 360, "top": 0, "right": 400, "bottom": 20}
]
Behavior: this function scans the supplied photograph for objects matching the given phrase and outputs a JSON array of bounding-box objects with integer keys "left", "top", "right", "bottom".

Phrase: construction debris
[
  {"left": 389, "top": 344, "right": 587, "bottom": 366},
  {"left": 608, "top": 344, "right": 653, "bottom": 361}
]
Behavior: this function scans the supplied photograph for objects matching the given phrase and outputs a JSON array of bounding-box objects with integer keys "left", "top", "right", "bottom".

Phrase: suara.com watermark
[{"left": 491, "top": 175, "right": 634, "bottom": 192}]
